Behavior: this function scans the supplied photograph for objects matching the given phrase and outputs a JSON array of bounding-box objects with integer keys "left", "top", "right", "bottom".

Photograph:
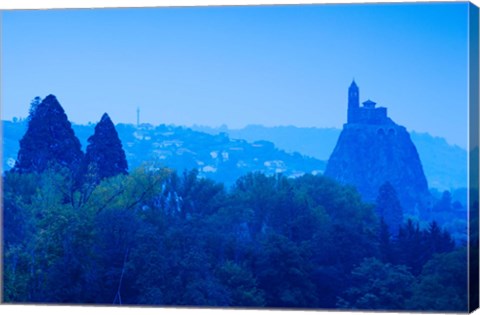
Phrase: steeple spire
[{"left": 348, "top": 80, "right": 360, "bottom": 123}]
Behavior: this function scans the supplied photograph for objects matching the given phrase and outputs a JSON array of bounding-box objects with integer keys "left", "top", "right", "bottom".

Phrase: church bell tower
[{"left": 348, "top": 80, "right": 360, "bottom": 123}]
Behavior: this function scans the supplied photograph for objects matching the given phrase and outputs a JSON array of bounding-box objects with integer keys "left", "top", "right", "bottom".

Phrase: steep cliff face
[{"left": 324, "top": 122, "right": 430, "bottom": 212}]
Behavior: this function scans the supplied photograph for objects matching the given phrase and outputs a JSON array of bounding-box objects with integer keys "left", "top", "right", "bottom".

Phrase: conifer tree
[
  {"left": 83, "top": 113, "right": 128, "bottom": 184},
  {"left": 376, "top": 181, "right": 403, "bottom": 236},
  {"left": 13, "top": 95, "right": 84, "bottom": 174}
]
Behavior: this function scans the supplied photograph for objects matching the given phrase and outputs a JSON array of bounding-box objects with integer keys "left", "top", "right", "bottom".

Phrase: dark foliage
[
  {"left": 12, "top": 95, "right": 83, "bottom": 174},
  {"left": 83, "top": 113, "right": 128, "bottom": 185},
  {"left": 376, "top": 182, "right": 403, "bottom": 235},
  {"left": 2, "top": 166, "right": 466, "bottom": 311},
  {"left": 337, "top": 257, "right": 415, "bottom": 310},
  {"left": 392, "top": 219, "right": 455, "bottom": 275},
  {"left": 406, "top": 248, "right": 468, "bottom": 311}
]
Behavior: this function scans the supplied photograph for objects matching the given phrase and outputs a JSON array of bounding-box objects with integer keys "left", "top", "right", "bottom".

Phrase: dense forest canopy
[
  {"left": 2, "top": 95, "right": 472, "bottom": 311},
  {"left": 3, "top": 167, "right": 468, "bottom": 310}
]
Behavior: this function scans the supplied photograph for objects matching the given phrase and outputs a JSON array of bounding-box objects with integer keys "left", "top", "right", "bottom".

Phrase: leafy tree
[
  {"left": 216, "top": 261, "right": 265, "bottom": 306},
  {"left": 2, "top": 171, "right": 39, "bottom": 302},
  {"left": 407, "top": 248, "right": 468, "bottom": 311},
  {"left": 254, "top": 233, "right": 318, "bottom": 308},
  {"left": 85, "top": 166, "right": 170, "bottom": 304},
  {"left": 232, "top": 172, "right": 278, "bottom": 239},
  {"left": 82, "top": 113, "right": 128, "bottom": 186},
  {"left": 13, "top": 95, "right": 83, "bottom": 174},
  {"left": 337, "top": 257, "right": 415, "bottom": 310},
  {"left": 128, "top": 222, "right": 169, "bottom": 305},
  {"left": 92, "top": 207, "right": 140, "bottom": 304},
  {"left": 3, "top": 168, "right": 95, "bottom": 302},
  {"left": 201, "top": 196, "right": 258, "bottom": 271},
  {"left": 3, "top": 245, "right": 31, "bottom": 302},
  {"left": 2, "top": 171, "right": 38, "bottom": 245},
  {"left": 175, "top": 169, "right": 225, "bottom": 219},
  {"left": 294, "top": 174, "right": 379, "bottom": 270}
]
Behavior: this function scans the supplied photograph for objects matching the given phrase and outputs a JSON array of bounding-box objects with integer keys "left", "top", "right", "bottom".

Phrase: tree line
[
  {"left": 3, "top": 167, "right": 468, "bottom": 310},
  {"left": 2, "top": 95, "right": 470, "bottom": 311}
]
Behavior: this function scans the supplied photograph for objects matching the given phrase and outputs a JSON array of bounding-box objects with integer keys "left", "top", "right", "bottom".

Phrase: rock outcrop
[{"left": 325, "top": 81, "right": 430, "bottom": 212}]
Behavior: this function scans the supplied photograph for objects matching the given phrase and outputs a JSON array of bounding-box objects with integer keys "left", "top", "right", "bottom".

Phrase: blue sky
[{"left": 1, "top": 3, "right": 470, "bottom": 147}]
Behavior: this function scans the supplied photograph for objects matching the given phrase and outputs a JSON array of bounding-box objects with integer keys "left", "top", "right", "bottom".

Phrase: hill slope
[
  {"left": 193, "top": 124, "right": 467, "bottom": 191},
  {"left": 2, "top": 121, "right": 325, "bottom": 187},
  {"left": 3, "top": 121, "right": 466, "bottom": 191}
]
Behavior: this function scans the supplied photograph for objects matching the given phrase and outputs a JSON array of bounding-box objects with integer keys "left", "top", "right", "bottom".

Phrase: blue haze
[{"left": 1, "top": 3, "right": 469, "bottom": 148}]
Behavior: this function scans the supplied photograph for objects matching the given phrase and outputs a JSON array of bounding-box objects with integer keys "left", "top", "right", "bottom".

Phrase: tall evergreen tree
[
  {"left": 83, "top": 113, "right": 128, "bottom": 184},
  {"left": 13, "top": 95, "right": 83, "bottom": 174},
  {"left": 376, "top": 181, "right": 403, "bottom": 236}
]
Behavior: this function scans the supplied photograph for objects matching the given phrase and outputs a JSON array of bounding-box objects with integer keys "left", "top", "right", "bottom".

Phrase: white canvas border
[{"left": 1, "top": 1, "right": 479, "bottom": 315}]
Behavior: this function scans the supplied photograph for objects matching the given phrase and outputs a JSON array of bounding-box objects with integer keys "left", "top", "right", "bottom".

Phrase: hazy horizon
[
  {"left": 3, "top": 115, "right": 467, "bottom": 151},
  {"left": 2, "top": 3, "right": 470, "bottom": 148}
]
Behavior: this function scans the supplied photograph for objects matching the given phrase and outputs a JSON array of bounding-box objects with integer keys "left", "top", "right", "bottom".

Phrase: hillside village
[
  {"left": 3, "top": 120, "right": 325, "bottom": 187},
  {"left": 2, "top": 120, "right": 467, "bottom": 191}
]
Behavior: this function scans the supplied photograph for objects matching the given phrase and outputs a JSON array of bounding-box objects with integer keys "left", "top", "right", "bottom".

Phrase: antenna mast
[{"left": 136, "top": 107, "right": 140, "bottom": 127}]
